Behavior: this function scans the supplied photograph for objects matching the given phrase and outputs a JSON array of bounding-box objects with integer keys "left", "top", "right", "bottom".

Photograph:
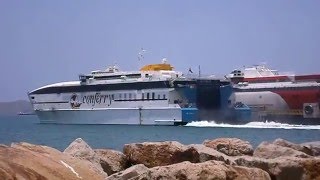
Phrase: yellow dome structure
[{"left": 139, "top": 60, "right": 174, "bottom": 71}]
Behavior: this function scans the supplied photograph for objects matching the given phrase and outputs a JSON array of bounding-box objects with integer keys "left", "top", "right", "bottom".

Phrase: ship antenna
[
  {"left": 137, "top": 48, "right": 146, "bottom": 70},
  {"left": 138, "top": 48, "right": 146, "bottom": 61}
]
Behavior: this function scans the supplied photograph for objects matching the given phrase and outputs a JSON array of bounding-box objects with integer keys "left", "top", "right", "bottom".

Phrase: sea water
[{"left": 0, "top": 115, "right": 320, "bottom": 151}]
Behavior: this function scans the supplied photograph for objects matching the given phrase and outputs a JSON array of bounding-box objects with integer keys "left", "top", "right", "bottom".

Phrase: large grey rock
[
  {"left": 203, "top": 138, "right": 254, "bottom": 156},
  {"left": 63, "top": 138, "right": 107, "bottom": 176},
  {"left": 110, "top": 160, "right": 270, "bottom": 180},
  {"left": 254, "top": 142, "right": 311, "bottom": 159},
  {"left": 235, "top": 155, "right": 320, "bottom": 180},
  {"left": 273, "top": 139, "right": 313, "bottom": 156},
  {"left": 187, "top": 144, "right": 235, "bottom": 165},
  {"left": 106, "top": 164, "right": 150, "bottom": 180},
  {"left": 0, "top": 142, "right": 107, "bottom": 179},
  {"left": 64, "top": 138, "right": 97, "bottom": 162},
  {"left": 94, "top": 149, "right": 128, "bottom": 175},
  {"left": 147, "top": 161, "right": 270, "bottom": 180},
  {"left": 108, "top": 160, "right": 270, "bottom": 180},
  {"left": 301, "top": 141, "right": 320, "bottom": 156},
  {"left": 123, "top": 141, "right": 199, "bottom": 168}
]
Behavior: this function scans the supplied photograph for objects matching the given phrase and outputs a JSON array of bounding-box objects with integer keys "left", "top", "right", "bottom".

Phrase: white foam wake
[{"left": 185, "top": 120, "right": 320, "bottom": 130}]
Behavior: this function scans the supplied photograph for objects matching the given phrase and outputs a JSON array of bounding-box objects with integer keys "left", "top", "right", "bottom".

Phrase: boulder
[
  {"left": 203, "top": 138, "right": 254, "bottom": 156},
  {"left": 123, "top": 141, "right": 199, "bottom": 167},
  {"left": 94, "top": 149, "right": 128, "bottom": 175},
  {"left": 106, "top": 164, "right": 150, "bottom": 180},
  {"left": 301, "top": 141, "right": 320, "bottom": 156},
  {"left": 63, "top": 138, "right": 98, "bottom": 163},
  {"left": 254, "top": 142, "right": 311, "bottom": 159},
  {"left": 187, "top": 144, "right": 235, "bottom": 165},
  {"left": 0, "top": 142, "right": 107, "bottom": 179},
  {"left": 235, "top": 155, "right": 320, "bottom": 180},
  {"left": 147, "top": 161, "right": 270, "bottom": 180},
  {"left": 273, "top": 138, "right": 313, "bottom": 156},
  {"left": 109, "top": 160, "right": 270, "bottom": 180},
  {"left": 63, "top": 138, "right": 106, "bottom": 175},
  {"left": 0, "top": 160, "right": 46, "bottom": 180}
]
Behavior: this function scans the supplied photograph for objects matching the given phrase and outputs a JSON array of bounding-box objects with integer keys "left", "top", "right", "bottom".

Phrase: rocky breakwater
[{"left": 0, "top": 137, "right": 319, "bottom": 180}]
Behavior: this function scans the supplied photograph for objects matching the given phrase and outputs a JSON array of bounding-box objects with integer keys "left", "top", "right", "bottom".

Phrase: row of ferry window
[{"left": 113, "top": 92, "right": 166, "bottom": 100}]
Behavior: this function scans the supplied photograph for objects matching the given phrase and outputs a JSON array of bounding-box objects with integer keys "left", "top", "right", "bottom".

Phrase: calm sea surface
[{"left": 1, "top": 115, "right": 320, "bottom": 151}]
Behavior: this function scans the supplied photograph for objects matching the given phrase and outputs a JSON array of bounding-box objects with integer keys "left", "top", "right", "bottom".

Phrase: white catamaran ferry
[{"left": 28, "top": 60, "right": 190, "bottom": 125}]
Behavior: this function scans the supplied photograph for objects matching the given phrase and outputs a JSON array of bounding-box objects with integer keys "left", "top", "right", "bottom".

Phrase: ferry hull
[{"left": 35, "top": 107, "right": 182, "bottom": 125}]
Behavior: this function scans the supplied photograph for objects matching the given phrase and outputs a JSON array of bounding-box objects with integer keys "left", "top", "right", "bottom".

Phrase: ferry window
[
  {"left": 129, "top": 93, "right": 132, "bottom": 99},
  {"left": 152, "top": 92, "right": 155, "bottom": 100},
  {"left": 163, "top": 94, "right": 166, "bottom": 99},
  {"left": 158, "top": 94, "right": 160, "bottom": 99},
  {"left": 111, "top": 94, "right": 114, "bottom": 100},
  {"left": 124, "top": 93, "right": 127, "bottom": 99},
  {"left": 142, "top": 93, "right": 144, "bottom": 100},
  {"left": 147, "top": 93, "right": 150, "bottom": 100},
  {"left": 119, "top": 94, "right": 122, "bottom": 100}
]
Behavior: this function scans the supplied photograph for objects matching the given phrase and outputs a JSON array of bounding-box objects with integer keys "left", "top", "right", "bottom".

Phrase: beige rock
[
  {"left": 63, "top": 138, "right": 97, "bottom": 163},
  {"left": 254, "top": 142, "right": 311, "bottom": 159},
  {"left": 0, "top": 142, "right": 107, "bottom": 180},
  {"left": 203, "top": 138, "right": 254, "bottom": 156},
  {"left": 106, "top": 164, "right": 150, "bottom": 180},
  {"left": 187, "top": 144, "right": 235, "bottom": 165},
  {"left": 94, "top": 149, "right": 128, "bottom": 175},
  {"left": 123, "top": 141, "right": 199, "bottom": 167},
  {"left": 120, "top": 160, "right": 270, "bottom": 180},
  {"left": 301, "top": 141, "right": 320, "bottom": 156},
  {"left": 63, "top": 138, "right": 107, "bottom": 176},
  {"left": 235, "top": 155, "right": 320, "bottom": 180},
  {"left": 108, "top": 160, "right": 270, "bottom": 180},
  {"left": 273, "top": 138, "right": 313, "bottom": 156}
]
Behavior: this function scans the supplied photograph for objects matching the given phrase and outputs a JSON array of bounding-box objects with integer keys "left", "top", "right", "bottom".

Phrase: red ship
[{"left": 227, "top": 64, "right": 320, "bottom": 124}]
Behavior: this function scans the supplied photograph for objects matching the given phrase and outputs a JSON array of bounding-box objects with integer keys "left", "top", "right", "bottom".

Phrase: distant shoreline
[
  {"left": 0, "top": 100, "right": 33, "bottom": 116},
  {"left": 17, "top": 112, "right": 36, "bottom": 115}
]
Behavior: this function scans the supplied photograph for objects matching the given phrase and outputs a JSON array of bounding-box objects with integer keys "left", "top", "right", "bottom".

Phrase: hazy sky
[{"left": 1, "top": 1, "right": 320, "bottom": 101}]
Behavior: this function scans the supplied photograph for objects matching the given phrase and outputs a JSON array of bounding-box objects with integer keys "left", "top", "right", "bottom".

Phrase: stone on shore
[
  {"left": 63, "top": 138, "right": 98, "bottom": 163},
  {"left": 63, "top": 138, "right": 107, "bottom": 176},
  {"left": 301, "top": 141, "right": 320, "bottom": 156},
  {"left": 3, "top": 138, "right": 320, "bottom": 180},
  {"left": 254, "top": 142, "right": 311, "bottom": 159},
  {"left": 187, "top": 144, "right": 235, "bottom": 165},
  {"left": 235, "top": 155, "right": 320, "bottom": 180},
  {"left": 147, "top": 161, "right": 270, "bottom": 180},
  {"left": 108, "top": 160, "right": 271, "bottom": 180},
  {"left": 106, "top": 164, "right": 150, "bottom": 180},
  {"left": 94, "top": 149, "right": 129, "bottom": 175},
  {"left": 123, "top": 141, "right": 199, "bottom": 167},
  {"left": 0, "top": 142, "right": 107, "bottom": 180},
  {"left": 273, "top": 138, "right": 313, "bottom": 156},
  {"left": 203, "top": 138, "right": 254, "bottom": 156}
]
